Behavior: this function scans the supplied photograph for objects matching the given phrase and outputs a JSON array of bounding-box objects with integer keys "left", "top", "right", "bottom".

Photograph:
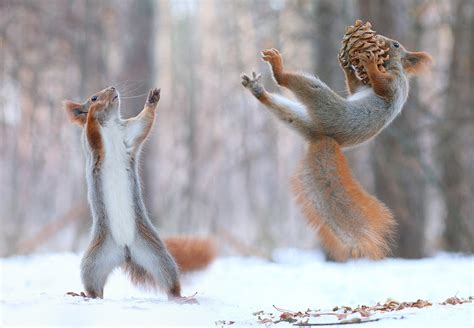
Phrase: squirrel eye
[
  {"left": 393, "top": 42, "right": 400, "bottom": 48},
  {"left": 91, "top": 95, "right": 98, "bottom": 102}
]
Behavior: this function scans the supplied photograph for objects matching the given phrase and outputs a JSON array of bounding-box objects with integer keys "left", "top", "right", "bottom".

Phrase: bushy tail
[
  {"left": 164, "top": 236, "right": 217, "bottom": 273},
  {"left": 291, "top": 137, "right": 396, "bottom": 261}
]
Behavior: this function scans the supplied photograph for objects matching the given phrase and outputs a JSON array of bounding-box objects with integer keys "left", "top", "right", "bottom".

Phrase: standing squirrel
[
  {"left": 241, "top": 35, "right": 432, "bottom": 261},
  {"left": 63, "top": 86, "right": 216, "bottom": 299}
]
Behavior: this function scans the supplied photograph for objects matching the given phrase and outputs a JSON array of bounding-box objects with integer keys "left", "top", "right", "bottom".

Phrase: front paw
[
  {"left": 338, "top": 49, "right": 353, "bottom": 72},
  {"left": 354, "top": 52, "right": 376, "bottom": 68},
  {"left": 241, "top": 71, "right": 264, "bottom": 98},
  {"left": 147, "top": 88, "right": 161, "bottom": 105},
  {"left": 261, "top": 48, "right": 284, "bottom": 73},
  {"left": 338, "top": 47, "right": 349, "bottom": 67}
]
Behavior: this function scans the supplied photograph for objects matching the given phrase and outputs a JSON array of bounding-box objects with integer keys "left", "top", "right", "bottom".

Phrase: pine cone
[{"left": 339, "top": 20, "right": 389, "bottom": 85}]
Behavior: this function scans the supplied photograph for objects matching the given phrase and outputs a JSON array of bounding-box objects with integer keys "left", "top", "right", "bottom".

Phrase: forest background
[{"left": 1, "top": 0, "right": 473, "bottom": 259}]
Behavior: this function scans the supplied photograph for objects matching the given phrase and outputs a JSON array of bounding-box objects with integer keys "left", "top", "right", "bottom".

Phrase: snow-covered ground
[{"left": 1, "top": 249, "right": 473, "bottom": 327}]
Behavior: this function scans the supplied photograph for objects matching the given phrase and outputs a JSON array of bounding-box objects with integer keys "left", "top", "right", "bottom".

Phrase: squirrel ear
[
  {"left": 63, "top": 100, "right": 87, "bottom": 126},
  {"left": 402, "top": 51, "right": 433, "bottom": 75}
]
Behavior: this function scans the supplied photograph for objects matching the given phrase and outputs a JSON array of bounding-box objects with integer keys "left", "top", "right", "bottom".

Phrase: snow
[{"left": 1, "top": 249, "right": 473, "bottom": 327}]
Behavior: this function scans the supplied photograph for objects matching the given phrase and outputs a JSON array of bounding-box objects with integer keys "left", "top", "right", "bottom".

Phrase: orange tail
[
  {"left": 164, "top": 236, "right": 217, "bottom": 273},
  {"left": 291, "top": 137, "right": 396, "bottom": 261}
]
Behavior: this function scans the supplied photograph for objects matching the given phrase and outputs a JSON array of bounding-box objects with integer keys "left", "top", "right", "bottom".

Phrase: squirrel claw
[
  {"left": 241, "top": 72, "right": 261, "bottom": 88},
  {"left": 147, "top": 88, "right": 161, "bottom": 105},
  {"left": 261, "top": 48, "right": 283, "bottom": 64},
  {"left": 355, "top": 52, "right": 377, "bottom": 67},
  {"left": 241, "top": 74, "right": 250, "bottom": 87},
  {"left": 241, "top": 72, "right": 262, "bottom": 87},
  {"left": 252, "top": 71, "right": 261, "bottom": 80},
  {"left": 338, "top": 50, "right": 352, "bottom": 69},
  {"left": 241, "top": 71, "right": 265, "bottom": 98}
]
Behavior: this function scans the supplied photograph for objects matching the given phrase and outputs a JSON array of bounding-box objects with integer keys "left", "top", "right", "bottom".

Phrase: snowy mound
[{"left": 1, "top": 250, "right": 473, "bottom": 327}]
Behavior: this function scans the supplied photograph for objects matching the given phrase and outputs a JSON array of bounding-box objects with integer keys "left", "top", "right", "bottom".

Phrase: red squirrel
[
  {"left": 241, "top": 36, "right": 432, "bottom": 261},
  {"left": 64, "top": 87, "right": 215, "bottom": 299}
]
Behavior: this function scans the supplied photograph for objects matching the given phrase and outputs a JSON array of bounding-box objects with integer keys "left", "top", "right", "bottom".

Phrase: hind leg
[
  {"left": 131, "top": 222, "right": 182, "bottom": 300},
  {"left": 80, "top": 234, "right": 124, "bottom": 298}
]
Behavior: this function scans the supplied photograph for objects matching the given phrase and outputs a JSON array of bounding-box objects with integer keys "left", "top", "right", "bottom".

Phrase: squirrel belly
[
  {"left": 101, "top": 123, "right": 136, "bottom": 246},
  {"left": 291, "top": 137, "right": 396, "bottom": 260}
]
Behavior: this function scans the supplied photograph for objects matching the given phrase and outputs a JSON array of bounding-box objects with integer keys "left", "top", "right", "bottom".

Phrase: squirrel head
[
  {"left": 63, "top": 86, "right": 120, "bottom": 126},
  {"left": 377, "top": 35, "right": 432, "bottom": 76}
]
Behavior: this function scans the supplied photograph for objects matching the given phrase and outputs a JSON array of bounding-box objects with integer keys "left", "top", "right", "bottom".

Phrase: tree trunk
[
  {"left": 358, "top": 0, "right": 427, "bottom": 258},
  {"left": 439, "top": 0, "right": 474, "bottom": 252}
]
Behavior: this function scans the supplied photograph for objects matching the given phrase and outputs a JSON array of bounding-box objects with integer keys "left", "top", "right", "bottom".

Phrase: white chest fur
[{"left": 101, "top": 123, "right": 136, "bottom": 246}]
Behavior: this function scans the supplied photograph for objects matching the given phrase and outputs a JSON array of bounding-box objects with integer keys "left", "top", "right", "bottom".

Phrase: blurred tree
[
  {"left": 358, "top": 0, "right": 428, "bottom": 258},
  {"left": 438, "top": 0, "right": 474, "bottom": 252},
  {"left": 313, "top": 0, "right": 346, "bottom": 89},
  {"left": 1, "top": 0, "right": 472, "bottom": 258}
]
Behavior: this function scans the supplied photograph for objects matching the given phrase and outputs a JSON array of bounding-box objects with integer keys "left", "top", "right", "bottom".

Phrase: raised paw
[
  {"left": 261, "top": 48, "right": 287, "bottom": 85},
  {"left": 262, "top": 48, "right": 284, "bottom": 71},
  {"left": 241, "top": 71, "right": 261, "bottom": 88},
  {"left": 241, "top": 72, "right": 264, "bottom": 98},
  {"left": 338, "top": 48, "right": 352, "bottom": 70},
  {"left": 355, "top": 52, "right": 376, "bottom": 67},
  {"left": 147, "top": 88, "right": 161, "bottom": 105}
]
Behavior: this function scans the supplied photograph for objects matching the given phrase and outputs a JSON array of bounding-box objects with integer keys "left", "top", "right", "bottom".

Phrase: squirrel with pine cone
[{"left": 241, "top": 21, "right": 432, "bottom": 261}]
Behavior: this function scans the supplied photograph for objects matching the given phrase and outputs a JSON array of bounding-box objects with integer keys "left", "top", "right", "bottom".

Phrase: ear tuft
[
  {"left": 403, "top": 51, "right": 433, "bottom": 75},
  {"left": 63, "top": 100, "right": 86, "bottom": 126}
]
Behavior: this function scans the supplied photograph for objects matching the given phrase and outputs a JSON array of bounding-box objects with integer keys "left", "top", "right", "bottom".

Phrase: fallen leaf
[{"left": 215, "top": 320, "right": 235, "bottom": 326}]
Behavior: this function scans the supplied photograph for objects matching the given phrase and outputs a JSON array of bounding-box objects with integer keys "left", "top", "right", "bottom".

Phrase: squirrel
[
  {"left": 63, "top": 86, "right": 216, "bottom": 300},
  {"left": 241, "top": 35, "right": 432, "bottom": 261}
]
